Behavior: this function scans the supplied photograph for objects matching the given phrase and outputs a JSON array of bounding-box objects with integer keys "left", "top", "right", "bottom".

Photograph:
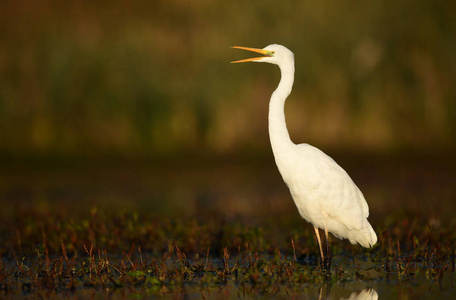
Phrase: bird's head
[{"left": 231, "top": 44, "right": 294, "bottom": 66}]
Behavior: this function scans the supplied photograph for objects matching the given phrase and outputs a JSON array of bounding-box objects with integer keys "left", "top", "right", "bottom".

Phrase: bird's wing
[{"left": 290, "top": 144, "right": 369, "bottom": 229}]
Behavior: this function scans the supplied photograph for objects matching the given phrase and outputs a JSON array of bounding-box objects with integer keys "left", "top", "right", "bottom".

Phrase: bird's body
[
  {"left": 276, "top": 143, "right": 374, "bottom": 248},
  {"left": 232, "top": 44, "right": 377, "bottom": 266}
]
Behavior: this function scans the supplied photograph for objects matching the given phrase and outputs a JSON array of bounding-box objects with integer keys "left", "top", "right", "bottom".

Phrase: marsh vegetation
[{"left": 1, "top": 155, "right": 455, "bottom": 298}]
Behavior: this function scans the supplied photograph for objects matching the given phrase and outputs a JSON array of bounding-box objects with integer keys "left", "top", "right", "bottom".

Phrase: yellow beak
[{"left": 231, "top": 46, "right": 273, "bottom": 63}]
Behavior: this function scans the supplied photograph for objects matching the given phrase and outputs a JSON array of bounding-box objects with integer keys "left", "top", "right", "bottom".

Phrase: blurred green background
[{"left": 1, "top": 0, "right": 455, "bottom": 161}]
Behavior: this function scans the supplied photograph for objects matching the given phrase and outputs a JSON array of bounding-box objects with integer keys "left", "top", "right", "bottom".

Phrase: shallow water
[
  {"left": 0, "top": 154, "right": 455, "bottom": 298},
  {"left": 3, "top": 251, "right": 453, "bottom": 299}
]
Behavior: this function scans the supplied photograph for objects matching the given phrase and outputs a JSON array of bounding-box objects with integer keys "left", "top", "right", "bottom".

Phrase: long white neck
[{"left": 268, "top": 62, "right": 296, "bottom": 162}]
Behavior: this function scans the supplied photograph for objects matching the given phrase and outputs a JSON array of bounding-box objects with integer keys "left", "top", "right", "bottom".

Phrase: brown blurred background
[
  {"left": 1, "top": 0, "right": 455, "bottom": 159},
  {"left": 0, "top": 0, "right": 455, "bottom": 220}
]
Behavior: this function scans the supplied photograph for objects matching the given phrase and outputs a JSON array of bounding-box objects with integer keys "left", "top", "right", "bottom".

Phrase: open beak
[{"left": 231, "top": 46, "right": 273, "bottom": 63}]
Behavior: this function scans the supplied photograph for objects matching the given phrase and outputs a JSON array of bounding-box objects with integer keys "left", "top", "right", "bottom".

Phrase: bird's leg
[
  {"left": 318, "top": 286, "right": 323, "bottom": 300},
  {"left": 324, "top": 227, "right": 331, "bottom": 270},
  {"left": 314, "top": 227, "right": 325, "bottom": 269}
]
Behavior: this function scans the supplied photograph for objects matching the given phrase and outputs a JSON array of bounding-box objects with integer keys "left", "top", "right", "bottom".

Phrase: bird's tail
[{"left": 349, "top": 221, "right": 377, "bottom": 248}]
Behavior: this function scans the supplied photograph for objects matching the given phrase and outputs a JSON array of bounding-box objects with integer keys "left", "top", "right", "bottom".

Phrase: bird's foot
[{"left": 323, "top": 257, "right": 331, "bottom": 271}]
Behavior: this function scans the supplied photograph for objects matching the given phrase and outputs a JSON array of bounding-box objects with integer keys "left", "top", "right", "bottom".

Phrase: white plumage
[{"left": 232, "top": 44, "right": 377, "bottom": 267}]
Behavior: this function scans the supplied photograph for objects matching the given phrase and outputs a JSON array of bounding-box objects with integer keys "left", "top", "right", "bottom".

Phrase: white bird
[{"left": 232, "top": 44, "right": 377, "bottom": 269}]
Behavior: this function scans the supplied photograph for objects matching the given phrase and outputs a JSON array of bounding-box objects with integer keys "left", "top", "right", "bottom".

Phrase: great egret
[{"left": 232, "top": 44, "right": 377, "bottom": 269}]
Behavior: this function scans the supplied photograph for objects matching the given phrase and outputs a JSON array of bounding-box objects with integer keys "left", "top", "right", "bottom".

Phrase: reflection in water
[
  {"left": 343, "top": 289, "right": 378, "bottom": 300},
  {"left": 319, "top": 285, "right": 378, "bottom": 300}
]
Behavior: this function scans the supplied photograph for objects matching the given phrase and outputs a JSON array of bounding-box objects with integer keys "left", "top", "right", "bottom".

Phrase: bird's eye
[{"left": 271, "top": 51, "right": 275, "bottom": 55}]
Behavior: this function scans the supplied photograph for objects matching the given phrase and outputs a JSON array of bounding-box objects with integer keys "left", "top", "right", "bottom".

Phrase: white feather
[{"left": 233, "top": 44, "right": 377, "bottom": 260}]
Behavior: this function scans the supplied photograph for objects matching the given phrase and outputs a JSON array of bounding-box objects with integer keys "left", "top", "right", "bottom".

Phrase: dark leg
[{"left": 324, "top": 227, "right": 331, "bottom": 270}]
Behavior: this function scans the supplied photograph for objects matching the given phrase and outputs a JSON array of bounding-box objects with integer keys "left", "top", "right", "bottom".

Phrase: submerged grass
[
  {"left": 1, "top": 205, "right": 455, "bottom": 299},
  {"left": 0, "top": 156, "right": 455, "bottom": 298}
]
